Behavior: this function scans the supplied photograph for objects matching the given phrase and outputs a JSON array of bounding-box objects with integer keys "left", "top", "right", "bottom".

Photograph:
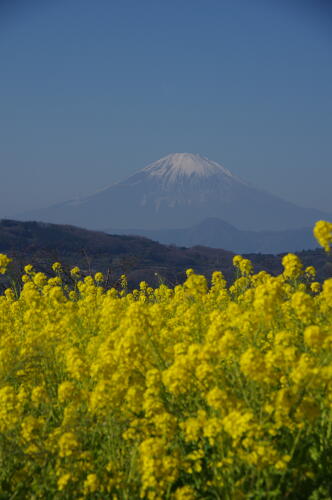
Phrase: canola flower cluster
[{"left": 0, "top": 221, "right": 331, "bottom": 499}]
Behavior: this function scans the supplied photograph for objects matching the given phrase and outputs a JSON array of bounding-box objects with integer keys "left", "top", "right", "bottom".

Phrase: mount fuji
[{"left": 18, "top": 153, "right": 330, "bottom": 232}]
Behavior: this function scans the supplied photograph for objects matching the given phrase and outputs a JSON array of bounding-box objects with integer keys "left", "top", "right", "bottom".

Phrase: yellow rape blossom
[
  {"left": 0, "top": 253, "right": 11, "bottom": 274},
  {"left": 314, "top": 220, "right": 332, "bottom": 252},
  {"left": 52, "top": 262, "right": 62, "bottom": 272},
  {"left": 0, "top": 223, "right": 330, "bottom": 498}
]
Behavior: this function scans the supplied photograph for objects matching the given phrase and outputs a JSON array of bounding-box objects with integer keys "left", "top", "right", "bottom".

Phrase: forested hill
[{"left": 0, "top": 219, "right": 331, "bottom": 290}]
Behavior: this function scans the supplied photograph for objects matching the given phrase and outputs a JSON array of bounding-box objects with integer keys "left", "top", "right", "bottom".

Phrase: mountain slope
[
  {"left": 18, "top": 153, "right": 330, "bottom": 231},
  {"left": 0, "top": 219, "right": 234, "bottom": 289}
]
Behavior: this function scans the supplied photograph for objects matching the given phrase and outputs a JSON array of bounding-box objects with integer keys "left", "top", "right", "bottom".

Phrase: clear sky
[{"left": 1, "top": 0, "right": 332, "bottom": 217}]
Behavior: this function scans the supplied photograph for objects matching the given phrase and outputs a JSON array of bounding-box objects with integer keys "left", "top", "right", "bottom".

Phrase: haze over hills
[
  {"left": 106, "top": 217, "right": 317, "bottom": 254},
  {"left": 18, "top": 153, "right": 331, "bottom": 233}
]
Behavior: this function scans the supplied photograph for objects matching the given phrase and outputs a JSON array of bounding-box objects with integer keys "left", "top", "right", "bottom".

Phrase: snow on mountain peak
[{"left": 142, "top": 153, "right": 236, "bottom": 184}]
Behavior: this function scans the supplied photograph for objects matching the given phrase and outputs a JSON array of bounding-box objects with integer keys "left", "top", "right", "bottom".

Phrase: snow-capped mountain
[
  {"left": 140, "top": 152, "right": 239, "bottom": 186},
  {"left": 18, "top": 153, "right": 330, "bottom": 231}
]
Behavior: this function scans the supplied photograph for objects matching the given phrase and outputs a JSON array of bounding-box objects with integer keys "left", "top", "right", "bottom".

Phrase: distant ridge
[{"left": 17, "top": 153, "right": 331, "bottom": 232}]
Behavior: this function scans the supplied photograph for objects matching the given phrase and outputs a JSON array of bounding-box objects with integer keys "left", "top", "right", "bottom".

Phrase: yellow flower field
[{"left": 0, "top": 221, "right": 331, "bottom": 499}]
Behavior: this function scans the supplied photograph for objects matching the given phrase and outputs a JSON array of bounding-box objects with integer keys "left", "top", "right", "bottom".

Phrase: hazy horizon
[{"left": 1, "top": 0, "right": 332, "bottom": 219}]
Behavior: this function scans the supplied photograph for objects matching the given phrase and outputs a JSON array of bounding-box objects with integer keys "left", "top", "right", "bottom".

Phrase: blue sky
[{"left": 1, "top": 0, "right": 331, "bottom": 217}]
